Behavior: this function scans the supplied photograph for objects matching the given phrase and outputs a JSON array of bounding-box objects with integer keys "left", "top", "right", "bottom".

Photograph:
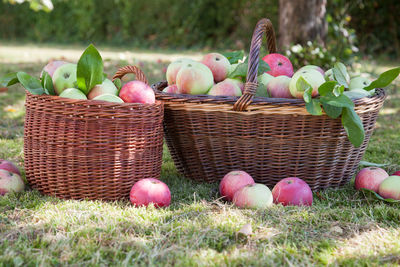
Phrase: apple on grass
[
  {"left": 176, "top": 61, "right": 214, "bottom": 95},
  {"left": 289, "top": 68, "right": 325, "bottom": 98},
  {"left": 208, "top": 79, "right": 242, "bottom": 96},
  {"left": 201, "top": 53, "right": 231, "bottom": 83},
  {"left": 166, "top": 59, "right": 195, "bottom": 85},
  {"left": 129, "top": 178, "right": 171, "bottom": 207},
  {"left": 354, "top": 167, "right": 389, "bottom": 193},
  {"left": 262, "top": 53, "right": 294, "bottom": 77},
  {"left": 272, "top": 177, "right": 313, "bottom": 206},
  {"left": 219, "top": 170, "right": 255, "bottom": 201},
  {"left": 59, "top": 88, "right": 87, "bottom": 100},
  {"left": 0, "top": 169, "right": 24, "bottom": 196},
  {"left": 87, "top": 79, "right": 118, "bottom": 99},
  {"left": 266, "top": 75, "right": 293, "bottom": 98},
  {"left": 378, "top": 176, "right": 400, "bottom": 200},
  {"left": 0, "top": 159, "right": 20, "bottom": 176},
  {"left": 119, "top": 80, "right": 155, "bottom": 104},
  {"left": 92, "top": 94, "right": 124, "bottom": 103},
  {"left": 233, "top": 183, "right": 273, "bottom": 209},
  {"left": 41, "top": 60, "right": 68, "bottom": 78},
  {"left": 53, "top": 63, "right": 77, "bottom": 95}
]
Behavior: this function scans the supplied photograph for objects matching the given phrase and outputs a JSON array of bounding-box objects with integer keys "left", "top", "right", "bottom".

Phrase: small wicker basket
[
  {"left": 24, "top": 66, "right": 164, "bottom": 200},
  {"left": 152, "top": 18, "right": 386, "bottom": 190}
]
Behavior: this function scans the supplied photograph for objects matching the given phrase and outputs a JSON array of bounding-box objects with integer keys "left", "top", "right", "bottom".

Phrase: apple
[
  {"left": 349, "top": 76, "right": 371, "bottom": 90},
  {"left": 378, "top": 176, "right": 400, "bottom": 200},
  {"left": 219, "top": 170, "right": 255, "bottom": 201},
  {"left": 166, "top": 59, "right": 195, "bottom": 85},
  {"left": 53, "top": 63, "right": 77, "bottom": 95},
  {"left": 119, "top": 80, "right": 155, "bottom": 104},
  {"left": 129, "top": 178, "right": 171, "bottom": 207},
  {"left": 289, "top": 69, "right": 325, "bottom": 98},
  {"left": 0, "top": 169, "right": 24, "bottom": 195},
  {"left": 271, "top": 177, "right": 313, "bottom": 206},
  {"left": 266, "top": 75, "right": 293, "bottom": 98},
  {"left": 262, "top": 53, "right": 294, "bottom": 77},
  {"left": 162, "top": 84, "right": 179, "bottom": 94},
  {"left": 0, "top": 160, "right": 20, "bottom": 176},
  {"left": 59, "top": 88, "right": 87, "bottom": 100},
  {"left": 297, "top": 65, "right": 325, "bottom": 76},
  {"left": 226, "top": 78, "right": 244, "bottom": 93},
  {"left": 354, "top": 167, "right": 389, "bottom": 193},
  {"left": 233, "top": 183, "right": 273, "bottom": 209},
  {"left": 201, "top": 53, "right": 231, "bottom": 82},
  {"left": 87, "top": 79, "right": 118, "bottom": 99},
  {"left": 392, "top": 171, "right": 400, "bottom": 176},
  {"left": 41, "top": 60, "right": 68, "bottom": 78},
  {"left": 92, "top": 94, "right": 124, "bottom": 103},
  {"left": 176, "top": 61, "right": 214, "bottom": 95},
  {"left": 208, "top": 79, "right": 242, "bottom": 96}
]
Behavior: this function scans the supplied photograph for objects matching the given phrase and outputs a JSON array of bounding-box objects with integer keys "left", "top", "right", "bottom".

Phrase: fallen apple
[
  {"left": 92, "top": 94, "right": 124, "bottom": 103},
  {"left": 219, "top": 170, "right": 255, "bottom": 201},
  {"left": 52, "top": 63, "right": 78, "bottom": 95},
  {"left": 233, "top": 183, "right": 273, "bottom": 209},
  {"left": 354, "top": 167, "right": 389, "bottom": 193},
  {"left": 262, "top": 53, "right": 294, "bottom": 77},
  {"left": 201, "top": 53, "right": 231, "bottom": 82},
  {"left": 59, "top": 88, "right": 87, "bottom": 100},
  {"left": 0, "top": 169, "right": 25, "bottom": 195},
  {"left": 378, "top": 175, "right": 400, "bottom": 200},
  {"left": 271, "top": 177, "right": 313, "bottom": 206},
  {"left": 129, "top": 178, "right": 171, "bottom": 207},
  {"left": 87, "top": 79, "right": 118, "bottom": 99},
  {"left": 119, "top": 80, "right": 155, "bottom": 104},
  {"left": 0, "top": 159, "right": 20, "bottom": 176}
]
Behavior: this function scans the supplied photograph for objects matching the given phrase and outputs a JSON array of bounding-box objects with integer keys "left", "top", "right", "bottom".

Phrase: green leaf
[
  {"left": 360, "top": 188, "right": 400, "bottom": 203},
  {"left": 255, "top": 82, "right": 269, "bottom": 97},
  {"left": 364, "top": 67, "right": 400, "bottom": 91},
  {"left": 321, "top": 102, "right": 342, "bottom": 119},
  {"left": 359, "top": 161, "right": 389, "bottom": 168},
  {"left": 76, "top": 44, "right": 104, "bottom": 95},
  {"left": 228, "top": 57, "right": 270, "bottom": 79},
  {"left": 258, "top": 59, "right": 271, "bottom": 74},
  {"left": 113, "top": 78, "right": 122, "bottom": 91},
  {"left": 297, "top": 77, "right": 312, "bottom": 103},
  {"left": 332, "top": 62, "right": 349, "bottom": 87},
  {"left": 222, "top": 50, "right": 244, "bottom": 64},
  {"left": 0, "top": 72, "right": 19, "bottom": 87},
  {"left": 40, "top": 71, "right": 55, "bottom": 95},
  {"left": 333, "top": 84, "right": 345, "bottom": 97},
  {"left": 321, "top": 93, "right": 354, "bottom": 108},
  {"left": 305, "top": 99, "right": 323, "bottom": 115},
  {"left": 341, "top": 107, "right": 365, "bottom": 147},
  {"left": 16, "top": 72, "right": 45, "bottom": 95},
  {"left": 318, "top": 81, "right": 337, "bottom": 96}
]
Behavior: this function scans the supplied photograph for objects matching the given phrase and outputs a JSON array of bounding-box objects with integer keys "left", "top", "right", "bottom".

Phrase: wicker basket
[
  {"left": 24, "top": 66, "right": 164, "bottom": 200},
  {"left": 152, "top": 18, "right": 386, "bottom": 191}
]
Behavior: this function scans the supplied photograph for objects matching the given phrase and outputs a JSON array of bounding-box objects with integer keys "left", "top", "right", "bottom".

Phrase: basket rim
[{"left": 152, "top": 81, "right": 386, "bottom": 107}]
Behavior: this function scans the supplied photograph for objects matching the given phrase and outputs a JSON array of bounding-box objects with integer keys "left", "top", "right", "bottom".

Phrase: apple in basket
[
  {"left": 297, "top": 65, "right": 325, "bottom": 76},
  {"left": 119, "top": 80, "right": 155, "bottom": 104},
  {"left": 233, "top": 183, "right": 274, "bottom": 209},
  {"left": 0, "top": 169, "right": 25, "bottom": 196},
  {"left": 354, "top": 167, "right": 389, "bottom": 193},
  {"left": 262, "top": 53, "right": 294, "bottom": 77},
  {"left": 267, "top": 75, "right": 293, "bottom": 98},
  {"left": 87, "top": 79, "right": 118, "bottom": 99},
  {"left": 349, "top": 76, "right": 372, "bottom": 90},
  {"left": 272, "top": 177, "right": 313, "bottom": 206},
  {"left": 163, "top": 84, "right": 179, "bottom": 94},
  {"left": 166, "top": 58, "right": 196, "bottom": 85},
  {"left": 53, "top": 63, "right": 78, "bottom": 95},
  {"left": 41, "top": 60, "right": 68, "bottom": 78},
  {"left": 378, "top": 176, "right": 400, "bottom": 200},
  {"left": 0, "top": 159, "right": 21, "bottom": 176},
  {"left": 392, "top": 171, "right": 400, "bottom": 176},
  {"left": 227, "top": 78, "right": 244, "bottom": 93},
  {"left": 219, "top": 170, "right": 255, "bottom": 201},
  {"left": 59, "top": 88, "right": 87, "bottom": 100},
  {"left": 201, "top": 53, "right": 231, "bottom": 83},
  {"left": 176, "top": 61, "right": 214, "bottom": 95},
  {"left": 130, "top": 178, "right": 171, "bottom": 207},
  {"left": 289, "top": 68, "right": 325, "bottom": 98},
  {"left": 208, "top": 79, "right": 242, "bottom": 97}
]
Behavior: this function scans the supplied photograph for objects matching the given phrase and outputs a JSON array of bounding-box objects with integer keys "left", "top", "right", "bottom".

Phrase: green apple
[
  {"left": 87, "top": 79, "right": 118, "bottom": 99},
  {"left": 256, "top": 73, "right": 274, "bottom": 97},
  {"left": 233, "top": 183, "right": 273, "bottom": 209},
  {"left": 93, "top": 94, "right": 124, "bottom": 103},
  {"left": 378, "top": 175, "right": 400, "bottom": 200},
  {"left": 53, "top": 63, "right": 77, "bottom": 95},
  {"left": 349, "top": 76, "right": 371, "bottom": 90},
  {"left": 289, "top": 69, "right": 325, "bottom": 98},
  {"left": 176, "top": 61, "right": 214, "bottom": 95},
  {"left": 298, "top": 65, "right": 325, "bottom": 76},
  {"left": 59, "top": 88, "right": 87, "bottom": 100}
]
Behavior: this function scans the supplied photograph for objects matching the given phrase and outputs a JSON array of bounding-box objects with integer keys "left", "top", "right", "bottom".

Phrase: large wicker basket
[
  {"left": 152, "top": 18, "right": 386, "bottom": 191},
  {"left": 24, "top": 66, "right": 164, "bottom": 200}
]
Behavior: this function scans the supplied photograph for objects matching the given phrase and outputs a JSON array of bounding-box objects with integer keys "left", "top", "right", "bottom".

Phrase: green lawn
[{"left": 1, "top": 45, "right": 400, "bottom": 266}]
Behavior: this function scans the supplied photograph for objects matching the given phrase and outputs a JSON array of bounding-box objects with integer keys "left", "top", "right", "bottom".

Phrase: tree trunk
[{"left": 278, "top": 0, "right": 327, "bottom": 49}]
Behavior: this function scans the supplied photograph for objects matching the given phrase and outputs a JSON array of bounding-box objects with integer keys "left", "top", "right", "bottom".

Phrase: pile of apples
[
  {"left": 355, "top": 167, "right": 400, "bottom": 200},
  {"left": 0, "top": 160, "right": 24, "bottom": 195},
  {"left": 164, "top": 52, "right": 373, "bottom": 99},
  {"left": 41, "top": 60, "right": 155, "bottom": 104}
]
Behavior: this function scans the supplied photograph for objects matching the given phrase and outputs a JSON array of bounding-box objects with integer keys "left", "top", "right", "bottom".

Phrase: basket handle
[
  {"left": 233, "top": 18, "right": 277, "bottom": 111},
  {"left": 112, "top": 65, "right": 149, "bottom": 85}
]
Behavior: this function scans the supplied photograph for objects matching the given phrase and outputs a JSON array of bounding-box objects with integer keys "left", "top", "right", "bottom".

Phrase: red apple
[
  {"left": 0, "top": 169, "right": 25, "bottom": 195},
  {"left": 262, "top": 53, "right": 294, "bottom": 77},
  {"left": 266, "top": 75, "right": 293, "bottom": 98},
  {"left": 176, "top": 61, "right": 214, "bottom": 95},
  {"left": 41, "top": 60, "right": 68, "bottom": 78},
  {"left": 392, "top": 171, "right": 400, "bottom": 176},
  {"left": 201, "top": 53, "right": 231, "bottom": 82},
  {"left": 0, "top": 159, "right": 20, "bottom": 176},
  {"left": 219, "top": 170, "right": 255, "bottom": 201},
  {"left": 378, "top": 176, "right": 400, "bottom": 200},
  {"left": 87, "top": 79, "right": 118, "bottom": 100},
  {"left": 129, "top": 178, "right": 171, "bottom": 208},
  {"left": 272, "top": 177, "right": 313, "bottom": 206},
  {"left": 208, "top": 79, "right": 242, "bottom": 97},
  {"left": 233, "top": 183, "right": 273, "bottom": 209},
  {"left": 166, "top": 59, "right": 195, "bottom": 85},
  {"left": 119, "top": 80, "right": 155, "bottom": 104},
  {"left": 354, "top": 167, "right": 389, "bottom": 193},
  {"left": 162, "top": 84, "right": 179, "bottom": 94}
]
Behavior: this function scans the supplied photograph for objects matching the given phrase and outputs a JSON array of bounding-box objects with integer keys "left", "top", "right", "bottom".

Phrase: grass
[{"left": 0, "top": 44, "right": 400, "bottom": 266}]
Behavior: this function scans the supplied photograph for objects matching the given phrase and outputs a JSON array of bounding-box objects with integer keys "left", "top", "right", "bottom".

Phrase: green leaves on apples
[
  {"left": 0, "top": 72, "right": 19, "bottom": 87},
  {"left": 16, "top": 72, "right": 45, "bottom": 95},
  {"left": 222, "top": 50, "right": 244, "bottom": 64},
  {"left": 229, "top": 57, "right": 270, "bottom": 79},
  {"left": 77, "top": 44, "right": 104, "bottom": 95},
  {"left": 40, "top": 71, "right": 56, "bottom": 95}
]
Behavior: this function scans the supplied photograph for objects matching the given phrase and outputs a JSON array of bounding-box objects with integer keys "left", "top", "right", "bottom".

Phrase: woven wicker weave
[
  {"left": 24, "top": 66, "right": 164, "bottom": 200},
  {"left": 152, "top": 18, "right": 386, "bottom": 190}
]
